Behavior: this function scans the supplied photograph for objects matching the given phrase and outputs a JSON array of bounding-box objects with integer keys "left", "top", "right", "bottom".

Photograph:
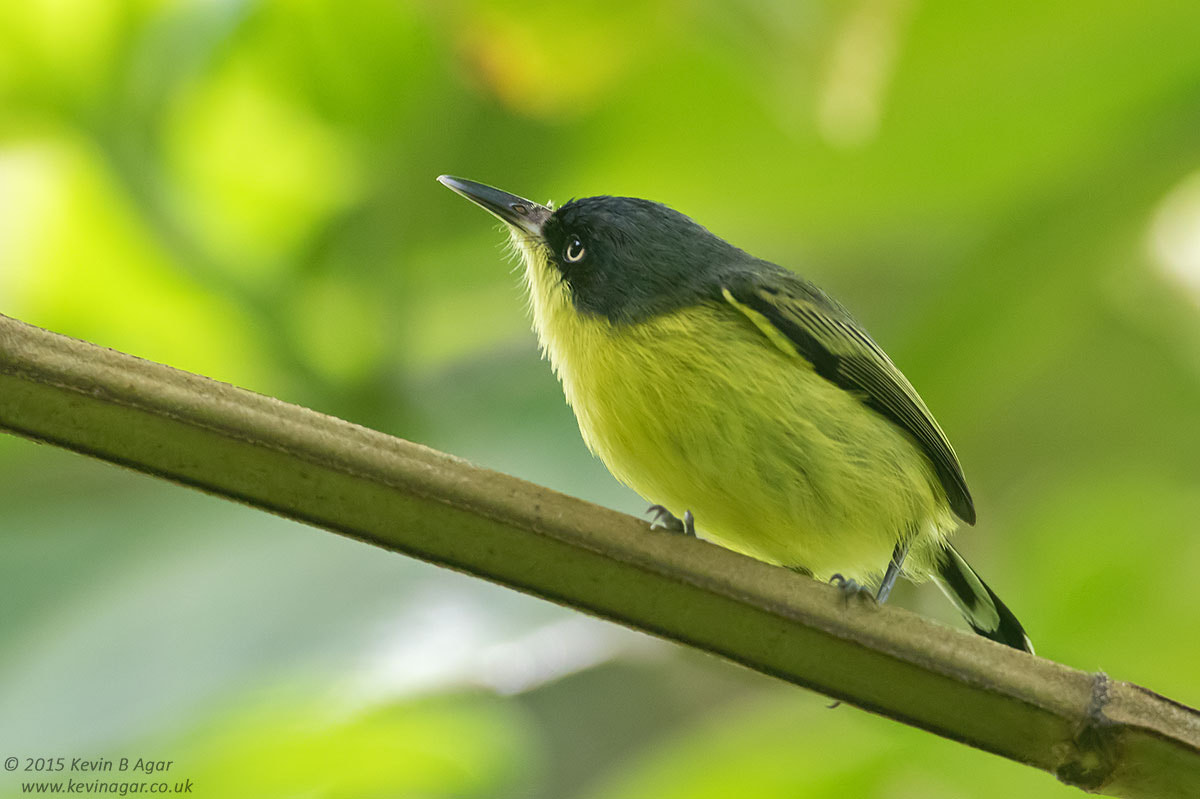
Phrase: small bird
[{"left": 439, "top": 175, "right": 1032, "bottom": 652}]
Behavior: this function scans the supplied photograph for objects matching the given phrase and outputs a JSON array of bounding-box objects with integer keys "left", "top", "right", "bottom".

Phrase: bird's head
[{"left": 438, "top": 176, "right": 753, "bottom": 323}]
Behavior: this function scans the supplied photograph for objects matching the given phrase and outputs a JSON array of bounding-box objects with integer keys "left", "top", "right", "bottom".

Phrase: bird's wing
[{"left": 721, "top": 277, "right": 975, "bottom": 524}]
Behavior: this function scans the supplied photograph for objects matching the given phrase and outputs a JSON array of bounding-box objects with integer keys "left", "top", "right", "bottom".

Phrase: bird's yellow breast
[{"left": 516, "top": 240, "right": 953, "bottom": 582}]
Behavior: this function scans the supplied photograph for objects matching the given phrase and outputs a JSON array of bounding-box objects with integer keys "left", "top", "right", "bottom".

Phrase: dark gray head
[
  {"left": 438, "top": 176, "right": 769, "bottom": 323},
  {"left": 541, "top": 195, "right": 763, "bottom": 321}
]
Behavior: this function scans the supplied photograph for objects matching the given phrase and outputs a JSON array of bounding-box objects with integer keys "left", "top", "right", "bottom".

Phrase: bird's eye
[{"left": 564, "top": 236, "right": 586, "bottom": 262}]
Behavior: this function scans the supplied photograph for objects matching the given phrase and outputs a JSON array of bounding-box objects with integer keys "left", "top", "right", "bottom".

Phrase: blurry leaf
[
  {"left": 584, "top": 691, "right": 1078, "bottom": 799},
  {"left": 0, "top": 132, "right": 275, "bottom": 386},
  {"left": 1001, "top": 469, "right": 1200, "bottom": 703},
  {"left": 0, "top": 0, "right": 130, "bottom": 106},
  {"left": 178, "top": 692, "right": 539, "bottom": 799},
  {"left": 166, "top": 56, "right": 363, "bottom": 267},
  {"left": 288, "top": 271, "right": 386, "bottom": 383},
  {"left": 451, "top": 1, "right": 646, "bottom": 118},
  {"left": 254, "top": 0, "right": 434, "bottom": 134}
]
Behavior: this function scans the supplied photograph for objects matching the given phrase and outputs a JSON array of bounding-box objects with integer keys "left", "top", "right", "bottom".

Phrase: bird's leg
[
  {"left": 875, "top": 538, "right": 911, "bottom": 604},
  {"left": 646, "top": 505, "right": 696, "bottom": 536}
]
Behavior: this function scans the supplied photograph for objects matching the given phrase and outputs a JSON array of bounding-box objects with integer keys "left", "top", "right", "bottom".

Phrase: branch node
[{"left": 1055, "top": 671, "right": 1120, "bottom": 791}]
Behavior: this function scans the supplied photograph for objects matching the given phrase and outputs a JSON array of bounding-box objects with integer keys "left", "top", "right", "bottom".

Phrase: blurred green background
[{"left": 2, "top": 1, "right": 1199, "bottom": 796}]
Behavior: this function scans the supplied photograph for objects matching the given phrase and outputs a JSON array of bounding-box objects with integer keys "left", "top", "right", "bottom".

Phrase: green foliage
[
  {"left": 2, "top": 0, "right": 1199, "bottom": 796},
  {"left": 180, "top": 692, "right": 538, "bottom": 799}
]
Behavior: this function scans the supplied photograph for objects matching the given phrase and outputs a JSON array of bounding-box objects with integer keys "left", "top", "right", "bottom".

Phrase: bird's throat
[{"left": 511, "top": 230, "right": 611, "bottom": 406}]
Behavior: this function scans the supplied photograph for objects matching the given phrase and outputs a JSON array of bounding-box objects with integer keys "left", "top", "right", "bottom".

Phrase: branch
[{"left": 0, "top": 313, "right": 1196, "bottom": 798}]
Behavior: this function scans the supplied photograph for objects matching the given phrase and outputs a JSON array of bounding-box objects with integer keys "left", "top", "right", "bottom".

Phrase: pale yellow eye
[{"left": 565, "top": 237, "right": 585, "bottom": 262}]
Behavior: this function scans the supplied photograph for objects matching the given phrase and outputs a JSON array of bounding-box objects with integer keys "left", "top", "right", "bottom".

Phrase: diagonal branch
[{"left": 0, "top": 312, "right": 1196, "bottom": 798}]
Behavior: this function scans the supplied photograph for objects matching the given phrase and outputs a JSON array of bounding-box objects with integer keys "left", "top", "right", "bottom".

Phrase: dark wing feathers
[{"left": 726, "top": 279, "right": 975, "bottom": 525}]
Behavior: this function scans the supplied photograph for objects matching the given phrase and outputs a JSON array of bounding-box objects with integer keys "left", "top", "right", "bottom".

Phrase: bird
[{"left": 438, "top": 174, "right": 1032, "bottom": 652}]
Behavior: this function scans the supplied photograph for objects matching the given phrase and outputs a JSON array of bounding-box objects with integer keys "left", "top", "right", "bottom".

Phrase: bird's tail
[{"left": 932, "top": 544, "right": 1033, "bottom": 653}]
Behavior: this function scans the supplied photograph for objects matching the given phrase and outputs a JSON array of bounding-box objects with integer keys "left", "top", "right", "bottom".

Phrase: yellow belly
[{"left": 519, "top": 245, "right": 954, "bottom": 583}]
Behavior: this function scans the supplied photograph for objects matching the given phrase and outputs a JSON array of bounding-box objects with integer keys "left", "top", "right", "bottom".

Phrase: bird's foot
[
  {"left": 646, "top": 505, "right": 696, "bottom": 537},
  {"left": 829, "top": 574, "right": 875, "bottom": 605}
]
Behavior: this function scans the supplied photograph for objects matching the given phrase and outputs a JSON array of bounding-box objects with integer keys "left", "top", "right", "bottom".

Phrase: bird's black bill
[{"left": 437, "top": 175, "right": 550, "bottom": 236}]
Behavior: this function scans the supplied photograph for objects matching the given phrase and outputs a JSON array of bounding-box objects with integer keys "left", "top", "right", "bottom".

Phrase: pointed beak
[{"left": 437, "top": 175, "right": 551, "bottom": 237}]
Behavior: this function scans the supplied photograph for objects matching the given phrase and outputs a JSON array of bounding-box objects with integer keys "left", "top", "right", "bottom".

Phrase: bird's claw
[
  {"left": 646, "top": 504, "right": 682, "bottom": 532},
  {"left": 646, "top": 505, "right": 696, "bottom": 537},
  {"left": 830, "top": 574, "right": 875, "bottom": 605}
]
